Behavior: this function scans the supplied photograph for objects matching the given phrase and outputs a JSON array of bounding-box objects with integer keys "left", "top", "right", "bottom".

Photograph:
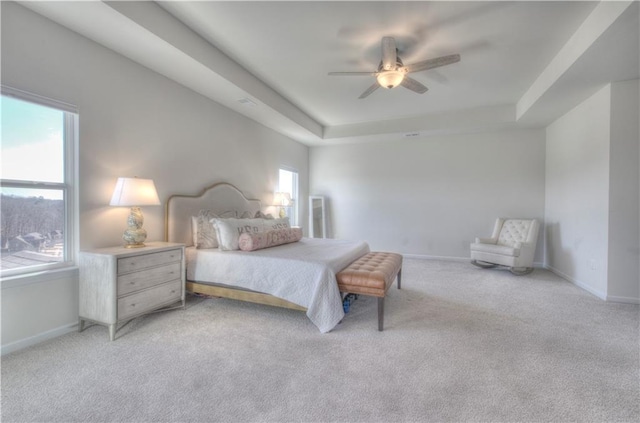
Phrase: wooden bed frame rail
[{"left": 186, "top": 282, "right": 307, "bottom": 311}]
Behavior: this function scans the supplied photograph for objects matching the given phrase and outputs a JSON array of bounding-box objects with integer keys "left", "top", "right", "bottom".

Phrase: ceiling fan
[{"left": 329, "top": 36, "right": 461, "bottom": 99}]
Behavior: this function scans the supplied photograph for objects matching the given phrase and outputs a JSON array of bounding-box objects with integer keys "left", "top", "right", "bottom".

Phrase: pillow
[
  {"left": 263, "top": 217, "right": 290, "bottom": 231},
  {"left": 194, "top": 210, "right": 236, "bottom": 249},
  {"left": 255, "top": 211, "right": 275, "bottom": 219},
  {"left": 239, "top": 227, "right": 303, "bottom": 251},
  {"left": 212, "top": 218, "right": 265, "bottom": 251}
]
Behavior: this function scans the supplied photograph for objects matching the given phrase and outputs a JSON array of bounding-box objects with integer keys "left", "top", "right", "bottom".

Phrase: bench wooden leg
[
  {"left": 397, "top": 268, "right": 402, "bottom": 289},
  {"left": 378, "top": 297, "right": 384, "bottom": 331}
]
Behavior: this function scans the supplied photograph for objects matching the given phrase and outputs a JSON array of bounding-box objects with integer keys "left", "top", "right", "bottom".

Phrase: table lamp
[
  {"left": 109, "top": 177, "right": 160, "bottom": 248},
  {"left": 273, "top": 192, "right": 292, "bottom": 219}
]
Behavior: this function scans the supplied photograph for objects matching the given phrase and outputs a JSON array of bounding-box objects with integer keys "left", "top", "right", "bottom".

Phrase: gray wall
[
  {"left": 1, "top": 3, "right": 308, "bottom": 350},
  {"left": 608, "top": 80, "right": 640, "bottom": 302},
  {"left": 545, "top": 85, "right": 611, "bottom": 298},
  {"left": 310, "top": 129, "right": 546, "bottom": 261},
  {"left": 545, "top": 80, "right": 640, "bottom": 303}
]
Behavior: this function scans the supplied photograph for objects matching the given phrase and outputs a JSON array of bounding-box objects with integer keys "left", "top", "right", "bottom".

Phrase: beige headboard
[{"left": 165, "top": 182, "right": 262, "bottom": 246}]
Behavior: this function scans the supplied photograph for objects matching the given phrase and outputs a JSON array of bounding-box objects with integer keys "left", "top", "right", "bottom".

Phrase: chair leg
[
  {"left": 510, "top": 267, "right": 534, "bottom": 276},
  {"left": 471, "top": 259, "right": 498, "bottom": 269},
  {"left": 378, "top": 297, "right": 384, "bottom": 331}
]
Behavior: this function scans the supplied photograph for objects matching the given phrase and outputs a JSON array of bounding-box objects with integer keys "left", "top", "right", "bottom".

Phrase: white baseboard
[
  {"left": 403, "top": 254, "right": 544, "bottom": 268},
  {"left": 544, "top": 265, "right": 608, "bottom": 301},
  {"left": 402, "top": 253, "right": 469, "bottom": 262},
  {"left": 1, "top": 322, "right": 78, "bottom": 356},
  {"left": 606, "top": 295, "right": 640, "bottom": 305}
]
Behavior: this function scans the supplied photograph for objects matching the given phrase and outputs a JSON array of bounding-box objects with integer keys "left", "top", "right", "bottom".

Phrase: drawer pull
[{"left": 131, "top": 303, "right": 136, "bottom": 307}]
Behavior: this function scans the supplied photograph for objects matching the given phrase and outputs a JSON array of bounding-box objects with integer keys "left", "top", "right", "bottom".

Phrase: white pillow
[
  {"left": 194, "top": 210, "right": 236, "bottom": 249},
  {"left": 263, "top": 217, "right": 290, "bottom": 231},
  {"left": 212, "top": 218, "right": 265, "bottom": 251}
]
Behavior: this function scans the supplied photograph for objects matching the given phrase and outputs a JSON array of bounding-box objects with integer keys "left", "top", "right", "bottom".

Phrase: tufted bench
[{"left": 336, "top": 252, "right": 403, "bottom": 331}]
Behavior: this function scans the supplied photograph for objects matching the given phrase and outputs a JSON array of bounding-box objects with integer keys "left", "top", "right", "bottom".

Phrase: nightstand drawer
[
  {"left": 117, "top": 262, "right": 182, "bottom": 296},
  {"left": 118, "top": 280, "right": 182, "bottom": 320},
  {"left": 118, "top": 249, "right": 182, "bottom": 274}
]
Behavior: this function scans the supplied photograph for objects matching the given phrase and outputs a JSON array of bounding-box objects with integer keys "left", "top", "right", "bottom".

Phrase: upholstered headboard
[{"left": 165, "top": 183, "right": 261, "bottom": 246}]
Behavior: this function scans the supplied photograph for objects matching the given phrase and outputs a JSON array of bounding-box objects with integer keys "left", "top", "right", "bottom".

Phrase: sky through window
[{"left": 1, "top": 96, "right": 64, "bottom": 199}]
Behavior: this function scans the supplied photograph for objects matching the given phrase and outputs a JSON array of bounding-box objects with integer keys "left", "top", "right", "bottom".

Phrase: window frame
[
  {"left": 278, "top": 167, "right": 299, "bottom": 226},
  {"left": 1, "top": 86, "right": 79, "bottom": 281}
]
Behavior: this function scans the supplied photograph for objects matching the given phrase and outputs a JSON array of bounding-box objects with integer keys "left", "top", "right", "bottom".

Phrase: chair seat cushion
[{"left": 470, "top": 242, "right": 520, "bottom": 257}]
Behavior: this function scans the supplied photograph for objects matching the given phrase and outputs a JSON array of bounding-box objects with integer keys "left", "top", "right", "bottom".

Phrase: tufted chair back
[
  {"left": 471, "top": 217, "right": 540, "bottom": 273},
  {"left": 496, "top": 219, "right": 534, "bottom": 247}
]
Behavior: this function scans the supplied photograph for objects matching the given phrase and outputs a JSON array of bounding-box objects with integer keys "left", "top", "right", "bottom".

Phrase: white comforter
[{"left": 186, "top": 238, "right": 370, "bottom": 333}]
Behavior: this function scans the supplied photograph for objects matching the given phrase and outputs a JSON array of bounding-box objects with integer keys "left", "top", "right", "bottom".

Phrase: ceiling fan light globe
[{"left": 376, "top": 70, "right": 404, "bottom": 89}]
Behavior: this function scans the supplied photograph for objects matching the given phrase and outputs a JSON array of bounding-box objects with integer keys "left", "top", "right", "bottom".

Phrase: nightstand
[{"left": 79, "top": 242, "right": 185, "bottom": 341}]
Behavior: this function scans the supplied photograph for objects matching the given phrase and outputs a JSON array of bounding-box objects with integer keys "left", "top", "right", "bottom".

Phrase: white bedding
[{"left": 186, "top": 237, "right": 370, "bottom": 333}]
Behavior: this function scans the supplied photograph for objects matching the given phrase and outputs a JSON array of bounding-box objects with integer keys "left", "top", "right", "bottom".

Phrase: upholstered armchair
[{"left": 470, "top": 218, "right": 540, "bottom": 275}]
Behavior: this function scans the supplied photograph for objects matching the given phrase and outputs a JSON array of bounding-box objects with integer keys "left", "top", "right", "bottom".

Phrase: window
[
  {"left": 278, "top": 168, "right": 299, "bottom": 226},
  {"left": 1, "top": 87, "right": 77, "bottom": 278}
]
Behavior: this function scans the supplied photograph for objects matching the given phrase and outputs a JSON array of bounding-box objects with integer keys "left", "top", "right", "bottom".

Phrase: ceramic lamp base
[{"left": 122, "top": 207, "right": 148, "bottom": 248}]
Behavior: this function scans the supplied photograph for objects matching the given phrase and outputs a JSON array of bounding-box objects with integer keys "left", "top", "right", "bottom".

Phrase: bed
[{"left": 165, "top": 182, "right": 370, "bottom": 332}]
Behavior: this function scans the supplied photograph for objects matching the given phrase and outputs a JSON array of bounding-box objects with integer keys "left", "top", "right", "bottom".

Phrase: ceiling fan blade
[
  {"left": 358, "top": 83, "right": 380, "bottom": 99},
  {"left": 401, "top": 76, "right": 429, "bottom": 94},
  {"left": 328, "top": 71, "right": 377, "bottom": 76},
  {"left": 405, "top": 54, "right": 461, "bottom": 73},
  {"left": 381, "top": 37, "right": 397, "bottom": 70}
]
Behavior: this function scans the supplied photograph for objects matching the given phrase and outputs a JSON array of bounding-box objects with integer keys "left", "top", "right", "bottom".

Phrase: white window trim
[
  {"left": 278, "top": 167, "right": 299, "bottom": 226},
  {"left": 1, "top": 85, "right": 77, "bottom": 113},
  {"left": 1, "top": 266, "right": 79, "bottom": 290},
  {"left": 0, "top": 86, "right": 79, "bottom": 284}
]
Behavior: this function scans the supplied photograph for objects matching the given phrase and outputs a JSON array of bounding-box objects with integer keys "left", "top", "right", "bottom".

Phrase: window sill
[{"left": 1, "top": 266, "right": 79, "bottom": 289}]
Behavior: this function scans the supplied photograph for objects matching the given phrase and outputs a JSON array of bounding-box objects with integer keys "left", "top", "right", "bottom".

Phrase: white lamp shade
[
  {"left": 376, "top": 70, "right": 404, "bottom": 89},
  {"left": 109, "top": 177, "right": 161, "bottom": 207},
  {"left": 274, "top": 192, "right": 292, "bottom": 206}
]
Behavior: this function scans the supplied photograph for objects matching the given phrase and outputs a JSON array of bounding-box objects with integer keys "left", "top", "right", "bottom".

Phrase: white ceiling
[{"left": 20, "top": 1, "right": 639, "bottom": 146}]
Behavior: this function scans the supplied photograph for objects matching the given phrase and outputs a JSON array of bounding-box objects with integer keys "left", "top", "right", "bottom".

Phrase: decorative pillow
[
  {"left": 263, "top": 217, "right": 290, "bottom": 231},
  {"left": 238, "top": 227, "right": 303, "bottom": 251},
  {"left": 255, "top": 211, "right": 275, "bottom": 219},
  {"left": 238, "top": 210, "right": 253, "bottom": 219},
  {"left": 195, "top": 210, "right": 236, "bottom": 249},
  {"left": 212, "top": 218, "right": 265, "bottom": 251}
]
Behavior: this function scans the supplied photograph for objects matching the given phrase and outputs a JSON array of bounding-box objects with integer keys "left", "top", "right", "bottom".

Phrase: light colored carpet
[{"left": 1, "top": 259, "right": 639, "bottom": 422}]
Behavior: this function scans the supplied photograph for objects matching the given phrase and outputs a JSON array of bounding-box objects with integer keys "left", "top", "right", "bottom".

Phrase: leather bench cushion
[{"left": 337, "top": 252, "right": 402, "bottom": 297}]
